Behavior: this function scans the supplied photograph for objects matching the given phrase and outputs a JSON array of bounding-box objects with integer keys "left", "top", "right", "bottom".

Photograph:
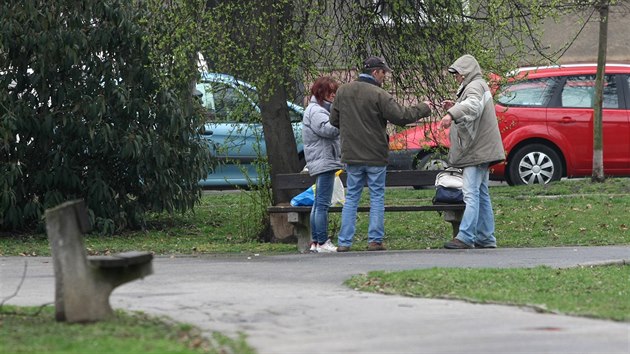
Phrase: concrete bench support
[
  {"left": 45, "top": 199, "right": 153, "bottom": 323},
  {"left": 441, "top": 209, "right": 464, "bottom": 238}
]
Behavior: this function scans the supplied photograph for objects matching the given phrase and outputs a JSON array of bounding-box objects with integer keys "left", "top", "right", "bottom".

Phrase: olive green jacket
[{"left": 330, "top": 76, "right": 431, "bottom": 166}]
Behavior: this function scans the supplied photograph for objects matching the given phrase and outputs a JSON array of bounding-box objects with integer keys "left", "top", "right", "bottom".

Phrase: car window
[
  {"left": 196, "top": 81, "right": 258, "bottom": 123},
  {"left": 288, "top": 106, "right": 303, "bottom": 123},
  {"left": 560, "top": 75, "right": 618, "bottom": 109},
  {"left": 236, "top": 84, "right": 303, "bottom": 123},
  {"left": 496, "top": 78, "right": 557, "bottom": 107}
]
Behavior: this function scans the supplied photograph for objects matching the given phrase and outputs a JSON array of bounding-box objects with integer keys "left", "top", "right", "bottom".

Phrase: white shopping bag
[{"left": 330, "top": 170, "right": 345, "bottom": 206}]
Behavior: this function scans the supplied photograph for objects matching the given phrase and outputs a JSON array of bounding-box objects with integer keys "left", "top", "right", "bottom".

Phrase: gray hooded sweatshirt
[{"left": 446, "top": 55, "right": 505, "bottom": 168}]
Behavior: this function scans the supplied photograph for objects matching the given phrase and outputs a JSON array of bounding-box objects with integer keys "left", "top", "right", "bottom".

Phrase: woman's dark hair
[{"left": 310, "top": 76, "right": 339, "bottom": 106}]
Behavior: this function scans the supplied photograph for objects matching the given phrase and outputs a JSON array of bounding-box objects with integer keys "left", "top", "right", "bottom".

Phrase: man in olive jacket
[
  {"left": 330, "top": 56, "right": 431, "bottom": 252},
  {"left": 439, "top": 54, "right": 505, "bottom": 249}
]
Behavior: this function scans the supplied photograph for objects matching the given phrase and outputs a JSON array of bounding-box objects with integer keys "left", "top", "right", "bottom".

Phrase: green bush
[{"left": 0, "top": 0, "right": 210, "bottom": 234}]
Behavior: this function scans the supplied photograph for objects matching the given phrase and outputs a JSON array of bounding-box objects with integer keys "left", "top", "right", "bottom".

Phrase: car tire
[
  {"left": 508, "top": 144, "right": 562, "bottom": 185},
  {"left": 413, "top": 151, "right": 449, "bottom": 190},
  {"left": 416, "top": 151, "right": 449, "bottom": 171}
]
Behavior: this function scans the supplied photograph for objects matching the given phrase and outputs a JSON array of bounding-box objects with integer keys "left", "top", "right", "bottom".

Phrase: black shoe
[{"left": 444, "top": 238, "right": 473, "bottom": 249}]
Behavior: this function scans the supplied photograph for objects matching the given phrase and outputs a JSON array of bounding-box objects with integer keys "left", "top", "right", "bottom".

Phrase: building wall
[{"left": 540, "top": 7, "right": 630, "bottom": 64}]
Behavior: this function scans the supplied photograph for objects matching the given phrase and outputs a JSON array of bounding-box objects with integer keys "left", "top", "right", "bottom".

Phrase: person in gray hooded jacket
[
  {"left": 302, "top": 76, "right": 342, "bottom": 253},
  {"left": 439, "top": 54, "right": 505, "bottom": 249}
]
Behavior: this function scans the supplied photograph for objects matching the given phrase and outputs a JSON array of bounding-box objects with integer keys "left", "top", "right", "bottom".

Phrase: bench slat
[
  {"left": 273, "top": 170, "right": 440, "bottom": 190},
  {"left": 268, "top": 204, "right": 465, "bottom": 213}
]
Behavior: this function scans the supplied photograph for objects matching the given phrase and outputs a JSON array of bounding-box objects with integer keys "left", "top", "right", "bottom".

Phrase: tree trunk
[
  {"left": 592, "top": 0, "right": 608, "bottom": 183},
  {"left": 257, "top": 0, "right": 302, "bottom": 205},
  {"left": 260, "top": 89, "right": 302, "bottom": 204}
]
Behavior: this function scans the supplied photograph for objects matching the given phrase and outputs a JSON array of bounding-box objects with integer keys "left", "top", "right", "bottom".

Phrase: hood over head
[{"left": 448, "top": 54, "right": 482, "bottom": 86}]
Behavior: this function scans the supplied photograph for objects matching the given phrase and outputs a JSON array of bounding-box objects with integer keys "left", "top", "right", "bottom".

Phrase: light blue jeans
[
  {"left": 338, "top": 165, "right": 387, "bottom": 247},
  {"left": 456, "top": 164, "right": 497, "bottom": 247},
  {"left": 310, "top": 170, "right": 335, "bottom": 244}
]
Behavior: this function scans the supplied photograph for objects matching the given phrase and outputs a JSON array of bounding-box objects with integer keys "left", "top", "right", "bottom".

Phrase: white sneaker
[
  {"left": 316, "top": 239, "right": 337, "bottom": 253},
  {"left": 309, "top": 242, "right": 318, "bottom": 253}
]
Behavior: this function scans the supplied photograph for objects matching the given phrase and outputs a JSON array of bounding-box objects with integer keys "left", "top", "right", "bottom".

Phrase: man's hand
[
  {"left": 441, "top": 100, "right": 455, "bottom": 110},
  {"left": 439, "top": 113, "right": 452, "bottom": 130}
]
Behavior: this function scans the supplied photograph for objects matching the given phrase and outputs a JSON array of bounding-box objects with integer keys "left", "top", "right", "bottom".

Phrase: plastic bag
[
  {"left": 290, "top": 170, "right": 345, "bottom": 207},
  {"left": 290, "top": 185, "right": 315, "bottom": 206},
  {"left": 330, "top": 172, "right": 345, "bottom": 206}
]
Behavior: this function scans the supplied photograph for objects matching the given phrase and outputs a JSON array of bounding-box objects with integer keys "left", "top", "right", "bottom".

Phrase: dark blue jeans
[{"left": 310, "top": 170, "right": 335, "bottom": 244}]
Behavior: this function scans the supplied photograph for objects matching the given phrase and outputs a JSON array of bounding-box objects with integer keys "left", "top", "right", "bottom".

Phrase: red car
[{"left": 388, "top": 63, "right": 630, "bottom": 185}]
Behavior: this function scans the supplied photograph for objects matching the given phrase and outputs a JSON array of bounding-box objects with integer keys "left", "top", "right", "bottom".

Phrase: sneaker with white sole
[
  {"left": 308, "top": 242, "right": 318, "bottom": 253},
  {"left": 316, "top": 239, "right": 337, "bottom": 253}
]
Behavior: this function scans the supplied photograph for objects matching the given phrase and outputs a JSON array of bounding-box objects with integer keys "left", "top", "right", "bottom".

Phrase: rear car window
[
  {"left": 196, "top": 81, "right": 258, "bottom": 122},
  {"left": 560, "top": 75, "right": 619, "bottom": 109},
  {"left": 496, "top": 77, "right": 557, "bottom": 107}
]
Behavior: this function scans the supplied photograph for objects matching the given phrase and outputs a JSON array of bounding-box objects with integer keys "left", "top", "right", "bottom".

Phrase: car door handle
[{"left": 560, "top": 117, "right": 574, "bottom": 123}]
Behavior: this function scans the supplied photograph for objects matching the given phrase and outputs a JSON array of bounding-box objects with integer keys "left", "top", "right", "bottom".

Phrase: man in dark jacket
[
  {"left": 330, "top": 56, "right": 431, "bottom": 252},
  {"left": 439, "top": 54, "right": 505, "bottom": 249}
]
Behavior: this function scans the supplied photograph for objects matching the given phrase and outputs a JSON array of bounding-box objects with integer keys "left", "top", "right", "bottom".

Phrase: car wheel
[
  {"left": 508, "top": 144, "right": 562, "bottom": 185},
  {"left": 416, "top": 152, "right": 449, "bottom": 171},
  {"left": 413, "top": 152, "right": 449, "bottom": 190}
]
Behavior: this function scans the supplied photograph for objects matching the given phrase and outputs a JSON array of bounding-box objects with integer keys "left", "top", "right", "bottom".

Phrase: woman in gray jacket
[
  {"left": 439, "top": 54, "right": 506, "bottom": 249},
  {"left": 302, "top": 76, "right": 342, "bottom": 253}
]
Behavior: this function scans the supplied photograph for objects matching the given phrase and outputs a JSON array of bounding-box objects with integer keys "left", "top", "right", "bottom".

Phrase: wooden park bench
[
  {"left": 45, "top": 199, "right": 153, "bottom": 323},
  {"left": 268, "top": 170, "right": 465, "bottom": 252}
]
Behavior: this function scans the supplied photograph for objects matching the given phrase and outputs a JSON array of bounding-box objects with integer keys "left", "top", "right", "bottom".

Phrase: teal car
[{"left": 196, "top": 73, "right": 304, "bottom": 187}]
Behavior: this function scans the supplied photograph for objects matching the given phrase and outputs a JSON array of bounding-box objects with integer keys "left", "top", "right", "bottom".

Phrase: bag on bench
[
  {"left": 290, "top": 170, "right": 345, "bottom": 207},
  {"left": 433, "top": 167, "right": 464, "bottom": 204},
  {"left": 291, "top": 185, "right": 315, "bottom": 206}
]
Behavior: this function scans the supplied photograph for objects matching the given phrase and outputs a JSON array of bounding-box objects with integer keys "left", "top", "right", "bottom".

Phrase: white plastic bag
[
  {"left": 330, "top": 173, "right": 345, "bottom": 206},
  {"left": 435, "top": 167, "right": 464, "bottom": 189}
]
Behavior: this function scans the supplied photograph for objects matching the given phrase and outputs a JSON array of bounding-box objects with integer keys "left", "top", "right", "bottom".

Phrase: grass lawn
[
  {"left": 346, "top": 264, "right": 630, "bottom": 321},
  {"left": 1, "top": 178, "right": 629, "bottom": 256},
  {"left": 1, "top": 178, "right": 629, "bottom": 353},
  {"left": 0, "top": 306, "right": 254, "bottom": 354}
]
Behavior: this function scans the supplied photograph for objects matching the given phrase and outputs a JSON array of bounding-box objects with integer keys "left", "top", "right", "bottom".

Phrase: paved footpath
[{"left": 2, "top": 246, "right": 629, "bottom": 354}]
